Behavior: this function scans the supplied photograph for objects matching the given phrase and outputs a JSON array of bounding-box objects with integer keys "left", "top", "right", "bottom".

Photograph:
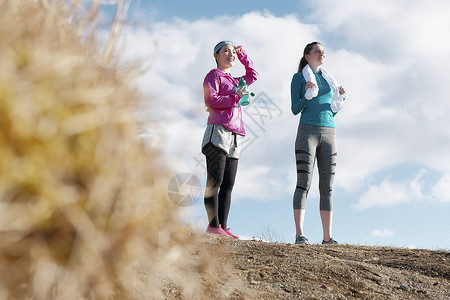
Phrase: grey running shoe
[
  {"left": 295, "top": 235, "right": 309, "bottom": 245},
  {"left": 322, "top": 238, "right": 338, "bottom": 244}
]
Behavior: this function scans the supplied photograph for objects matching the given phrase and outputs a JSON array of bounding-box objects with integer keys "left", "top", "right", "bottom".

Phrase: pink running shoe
[
  {"left": 206, "top": 225, "right": 228, "bottom": 235},
  {"left": 223, "top": 227, "right": 239, "bottom": 239}
]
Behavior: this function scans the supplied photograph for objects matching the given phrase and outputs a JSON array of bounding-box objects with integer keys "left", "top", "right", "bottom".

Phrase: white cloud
[
  {"left": 118, "top": 4, "right": 450, "bottom": 208},
  {"left": 431, "top": 174, "right": 450, "bottom": 202},
  {"left": 354, "top": 170, "right": 426, "bottom": 210},
  {"left": 307, "top": 0, "right": 450, "bottom": 179},
  {"left": 354, "top": 180, "right": 410, "bottom": 210},
  {"left": 119, "top": 12, "right": 321, "bottom": 200},
  {"left": 309, "top": 0, "right": 450, "bottom": 59},
  {"left": 234, "top": 164, "right": 289, "bottom": 202},
  {"left": 372, "top": 228, "right": 395, "bottom": 237}
]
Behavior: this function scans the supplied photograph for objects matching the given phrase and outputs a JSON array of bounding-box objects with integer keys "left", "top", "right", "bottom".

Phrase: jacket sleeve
[
  {"left": 291, "top": 73, "right": 308, "bottom": 115},
  {"left": 203, "top": 72, "right": 239, "bottom": 109},
  {"left": 237, "top": 48, "right": 258, "bottom": 86}
]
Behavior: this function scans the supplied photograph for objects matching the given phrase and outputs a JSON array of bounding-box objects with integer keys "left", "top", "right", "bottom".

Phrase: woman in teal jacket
[{"left": 291, "top": 42, "right": 346, "bottom": 245}]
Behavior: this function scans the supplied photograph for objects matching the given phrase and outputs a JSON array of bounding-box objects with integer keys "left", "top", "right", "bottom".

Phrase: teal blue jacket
[{"left": 290, "top": 70, "right": 336, "bottom": 128}]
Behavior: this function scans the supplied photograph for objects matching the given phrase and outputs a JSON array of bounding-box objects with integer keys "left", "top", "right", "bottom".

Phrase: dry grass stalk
[{"left": 0, "top": 1, "right": 219, "bottom": 299}]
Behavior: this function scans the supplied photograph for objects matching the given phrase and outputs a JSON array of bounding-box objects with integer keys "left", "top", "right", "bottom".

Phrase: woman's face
[
  {"left": 306, "top": 44, "right": 325, "bottom": 66},
  {"left": 214, "top": 45, "right": 236, "bottom": 70}
]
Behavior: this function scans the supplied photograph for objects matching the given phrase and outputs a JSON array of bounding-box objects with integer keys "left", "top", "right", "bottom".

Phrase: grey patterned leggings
[{"left": 293, "top": 124, "right": 337, "bottom": 211}]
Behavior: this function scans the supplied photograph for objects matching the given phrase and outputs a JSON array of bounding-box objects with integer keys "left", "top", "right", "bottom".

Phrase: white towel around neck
[{"left": 301, "top": 65, "right": 346, "bottom": 113}]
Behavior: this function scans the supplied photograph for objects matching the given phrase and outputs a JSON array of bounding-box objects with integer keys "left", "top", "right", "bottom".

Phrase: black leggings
[{"left": 203, "top": 143, "right": 238, "bottom": 229}]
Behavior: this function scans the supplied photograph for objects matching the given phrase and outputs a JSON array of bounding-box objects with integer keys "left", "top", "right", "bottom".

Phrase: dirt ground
[{"left": 165, "top": 233, "right": 450, "bottom": 300}]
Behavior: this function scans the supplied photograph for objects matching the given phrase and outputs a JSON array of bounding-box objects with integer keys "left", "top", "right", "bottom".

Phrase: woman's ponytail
[{"left": 298, "top": 57, "right": 308, "bottom": 73}]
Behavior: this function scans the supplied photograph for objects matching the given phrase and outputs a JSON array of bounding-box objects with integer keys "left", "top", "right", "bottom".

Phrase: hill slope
[{"left": 165, "top": 234, "right": 450, "bottom": 299}]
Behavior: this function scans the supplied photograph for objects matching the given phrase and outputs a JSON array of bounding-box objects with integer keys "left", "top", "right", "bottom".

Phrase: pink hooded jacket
[{"left": 203, "top": 48, "right": 258, "bottom": 136}]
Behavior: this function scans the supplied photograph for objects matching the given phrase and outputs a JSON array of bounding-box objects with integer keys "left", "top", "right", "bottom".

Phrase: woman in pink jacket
[{"left": 201, "top": 40, "right": 258, "bottom": 238}]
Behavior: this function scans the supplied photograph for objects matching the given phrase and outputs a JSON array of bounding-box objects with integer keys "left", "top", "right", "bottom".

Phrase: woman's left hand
[
  {"left": 234, "top": 45, "right": 242, "bottom": 55},
  {"left": 339, "top": 86, "right": 346, "bottom": 94}
]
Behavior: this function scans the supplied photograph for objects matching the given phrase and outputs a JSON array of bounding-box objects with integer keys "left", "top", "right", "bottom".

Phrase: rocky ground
[{"left": 165, "top": 233, "right": 450, "bottom": 299}]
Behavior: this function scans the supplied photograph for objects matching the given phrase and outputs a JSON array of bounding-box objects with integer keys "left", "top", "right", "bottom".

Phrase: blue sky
[
  {"left": 104, "top": 0, "right": 450, "bottom": 249},
  {"left": 119, "top": 0, "right": 311, "bottom": 21}
]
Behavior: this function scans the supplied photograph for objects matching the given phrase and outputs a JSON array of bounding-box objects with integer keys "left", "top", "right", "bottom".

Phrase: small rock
[{"left": 399, "top": 285, "right": 408, "bottom": 291}]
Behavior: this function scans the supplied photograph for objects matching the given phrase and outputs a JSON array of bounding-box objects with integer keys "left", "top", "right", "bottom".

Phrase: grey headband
[{"left": 214, "top": 41, "right": 234, "bottom": 53}]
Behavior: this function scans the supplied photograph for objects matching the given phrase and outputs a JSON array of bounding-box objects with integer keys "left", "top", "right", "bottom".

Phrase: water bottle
[{"left": 237, "top": 78, "right": 255, "bottom": 106}]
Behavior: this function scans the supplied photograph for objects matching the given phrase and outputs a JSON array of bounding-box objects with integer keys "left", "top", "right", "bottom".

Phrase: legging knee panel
[{"left": 293, "top": 124, "right": 336, "bottom": 211}]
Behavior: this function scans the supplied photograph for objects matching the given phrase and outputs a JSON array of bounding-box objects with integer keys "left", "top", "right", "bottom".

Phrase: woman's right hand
[
  {"left": 305, "top": 81, "right": 315, "bottom": 91},
  {"left": 237, "top": 85, "right": 248, "bottom": 98}
]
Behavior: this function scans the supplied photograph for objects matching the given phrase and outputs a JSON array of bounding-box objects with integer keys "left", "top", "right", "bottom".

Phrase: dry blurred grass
[{"left": 0, "top": 1, "right": 217, "bottom": 299}]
